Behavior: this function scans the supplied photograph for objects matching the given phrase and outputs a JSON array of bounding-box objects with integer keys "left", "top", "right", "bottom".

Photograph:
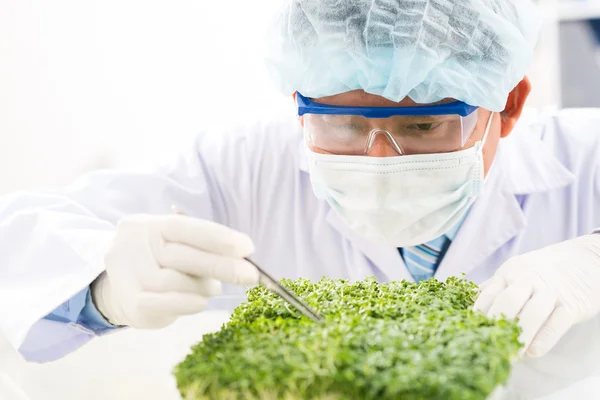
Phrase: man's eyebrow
[
  {"left": 342, "top": 115, "right": 453, "bottom": 122},
  {"left": 318, "top": 114, "right": 454, "bottom": 126}
]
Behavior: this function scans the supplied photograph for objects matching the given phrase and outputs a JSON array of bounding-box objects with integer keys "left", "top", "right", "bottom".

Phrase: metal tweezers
[
  {"left": 243, "top": 258, "right": 322, "bottom": 323},
  {"left": 171, "top": 205, "right": 322, "bottom": 323}
]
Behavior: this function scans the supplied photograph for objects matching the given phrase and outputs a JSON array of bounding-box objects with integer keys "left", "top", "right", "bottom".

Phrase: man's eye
[
  {"left": 407, "top": 122, "right": 442, "bottom": 131},
  {"left": 333, "top": 124, "right": 362, "bottom": 131}
]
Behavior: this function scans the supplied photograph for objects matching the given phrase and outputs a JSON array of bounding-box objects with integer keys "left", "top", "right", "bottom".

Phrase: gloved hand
[
  {"left": 474, "top": 234, "right": 600, "bottom": 357},
  {"left": 91, "top": 214, "right": 259, "bottom": 329}
]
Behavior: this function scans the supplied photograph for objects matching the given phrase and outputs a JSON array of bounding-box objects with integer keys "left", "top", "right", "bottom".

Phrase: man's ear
[{"left": 500, "top": 76, "right": 531, "bottom": 138}]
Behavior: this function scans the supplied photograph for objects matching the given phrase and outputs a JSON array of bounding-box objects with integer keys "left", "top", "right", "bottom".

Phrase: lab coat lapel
[
  {"left": 434, "top": 166, "right": 526, "bottom": 280},
  {"left": 436, "top": 124, "right": 576, "bottom": 280}
]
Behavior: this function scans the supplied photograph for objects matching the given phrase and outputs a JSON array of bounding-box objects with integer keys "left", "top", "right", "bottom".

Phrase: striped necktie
[{"left": 401, "top": 235, "right": 450, "bottom": 282}]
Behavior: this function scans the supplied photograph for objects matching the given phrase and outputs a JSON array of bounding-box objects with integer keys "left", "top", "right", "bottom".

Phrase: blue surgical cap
[{"left": 265, "top": 0, "right": 541, "bottom": 112}]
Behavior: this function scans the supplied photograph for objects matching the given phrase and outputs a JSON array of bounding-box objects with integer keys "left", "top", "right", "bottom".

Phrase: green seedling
[{"left": 174, "top": 277, "right": 521, "bottom": 400}]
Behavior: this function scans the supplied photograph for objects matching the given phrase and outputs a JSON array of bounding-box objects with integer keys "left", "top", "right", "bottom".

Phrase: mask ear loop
[
  {"left": 480, "top": 112, "right": 496, "bottom": 184},
  {"left": 479, "top": 111, "right": 495, "bottom": 149}
]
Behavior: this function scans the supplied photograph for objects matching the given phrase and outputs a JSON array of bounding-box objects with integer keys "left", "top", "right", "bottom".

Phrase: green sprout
[{"left": 174, "top": 277, "right": 521, "bottom": 400}]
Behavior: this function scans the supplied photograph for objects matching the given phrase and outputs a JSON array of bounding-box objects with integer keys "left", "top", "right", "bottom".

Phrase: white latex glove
[
  {"left": 474, "top": 234, "right": 600, "bottom": 358},
  {"left": 92, "top": 214, "right": 259, "bottom": 329}
]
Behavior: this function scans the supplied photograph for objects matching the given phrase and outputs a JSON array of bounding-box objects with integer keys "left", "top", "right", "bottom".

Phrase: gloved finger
[
  {"left": 514, "top": 288, "right": 556, "bottom": 354},
  {"left": 473, "top": 278, "right": 507, "bottom": 314},
  {"left": 158, "top": 242, "right": 260, "bottom": 286},
  {"left": 487, "top": 280, "right": 534, "bottom": 319},
  {"left": 476, "top": 278, "right": 495, "bottom": 294},
  {"left": 495, "top": 255, "right": 534, "bottom": 277},
  {"left": 137, "top": 292, "right": 208, "bottom": 318},
  {"left": 527, "top": 306, "right": 575, "bottom": 358},
  {"left": 159, "top": 215, "right": 255, "bottom": 257},
  {"left": 148, "top": 269, "right": 222, "bottom": 297}
]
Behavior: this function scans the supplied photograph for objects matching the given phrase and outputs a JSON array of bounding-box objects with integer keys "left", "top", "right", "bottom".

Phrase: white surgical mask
[{"left": 306, "top": 112, "right": 495, "bottom": 247}]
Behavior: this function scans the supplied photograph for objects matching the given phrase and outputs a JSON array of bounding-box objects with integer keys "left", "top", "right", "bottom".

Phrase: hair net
[{"left": 265, "top": 0, "right": 541, "bottom": 112}]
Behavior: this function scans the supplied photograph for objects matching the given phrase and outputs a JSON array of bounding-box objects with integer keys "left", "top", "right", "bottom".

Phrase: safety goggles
[{"left": 297, "top": 92, "right": 480, "bottom": 156}]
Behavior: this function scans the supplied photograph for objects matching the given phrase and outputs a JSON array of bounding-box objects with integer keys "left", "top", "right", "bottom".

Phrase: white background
[
  {"left": 0, "top": 0, "right": 287, "bottom": 194},
  {"left": 0, "top": 0, "right": 584, "bottom": 399}
]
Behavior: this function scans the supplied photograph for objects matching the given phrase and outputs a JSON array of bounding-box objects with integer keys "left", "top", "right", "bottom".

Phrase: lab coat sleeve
[
  {"left": 20, "top": 289, "right": 118, "bottom": 363},
  {"left": 0, "top": 129, "right": 257, "bottom": 362}
]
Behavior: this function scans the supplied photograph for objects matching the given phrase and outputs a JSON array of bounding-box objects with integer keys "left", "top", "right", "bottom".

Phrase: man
[{"left": 1, "top": 0, "right": 600, "bottom": 396}]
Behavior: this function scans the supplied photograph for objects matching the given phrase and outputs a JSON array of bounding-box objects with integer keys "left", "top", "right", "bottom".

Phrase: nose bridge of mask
[{"left": 365, "top": 129, "right": 404, "bottom": 156}]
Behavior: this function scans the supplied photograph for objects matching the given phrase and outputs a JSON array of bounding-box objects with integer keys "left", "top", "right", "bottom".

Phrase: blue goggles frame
[{"left": 296, "top": 92, "right": 478, "bottom": 118}]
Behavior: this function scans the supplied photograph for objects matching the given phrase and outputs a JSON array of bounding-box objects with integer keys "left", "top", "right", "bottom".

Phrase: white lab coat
[
  {"left": 1, "top": 108, "right": 600, "bottom": 398},
  {"left": 0, "top": 373, "right": 30, "bottom": 400}
]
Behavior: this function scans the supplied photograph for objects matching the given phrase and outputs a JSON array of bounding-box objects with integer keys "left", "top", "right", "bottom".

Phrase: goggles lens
[
  {"left": 304, "top": 112, "right": 478, "bottom": 156},
  {"left": 298, "top": 93, "right": 479, "bottom": 156}
]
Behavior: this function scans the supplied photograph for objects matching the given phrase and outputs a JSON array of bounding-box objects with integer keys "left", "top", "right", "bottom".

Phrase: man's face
[{"left": 309, "top": 90, "right": 502, "bottom": 176}]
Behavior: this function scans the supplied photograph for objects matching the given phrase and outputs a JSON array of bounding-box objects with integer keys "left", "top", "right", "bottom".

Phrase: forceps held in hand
[
  {"left": 171, "top": 206, "right": 322, "bottom": 323},
  {"left": 243, "top": 258, "right": 322, "bottom": 323}
]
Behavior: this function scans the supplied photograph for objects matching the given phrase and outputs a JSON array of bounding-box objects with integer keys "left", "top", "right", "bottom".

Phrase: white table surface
[{"left": 0, "top": 311, "right": 231, "bottom": 400}]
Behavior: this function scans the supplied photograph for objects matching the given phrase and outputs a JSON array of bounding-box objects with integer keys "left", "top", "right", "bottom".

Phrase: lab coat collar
[
  {"left": 297, "top": 120, "right": 576, "bottom": 281},
  {"left": 436, "top": 124, "right": 576, "bottom": 280},
  {"left": 498, "top": 121, "right": 575, "bottom": 194},
  {"left": 434, "top": 162, "right": 525, "bottom": 280}
]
